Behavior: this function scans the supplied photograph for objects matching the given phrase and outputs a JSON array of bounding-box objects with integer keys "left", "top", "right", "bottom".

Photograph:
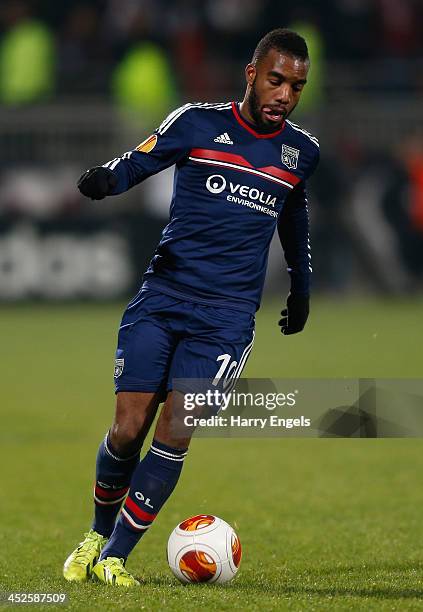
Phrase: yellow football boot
[
  {"left": 92, "top": 557, "right": 140, "bottom": 587},
  {"left": 63, "top": 530, "right": 107, "bottom": 582}
]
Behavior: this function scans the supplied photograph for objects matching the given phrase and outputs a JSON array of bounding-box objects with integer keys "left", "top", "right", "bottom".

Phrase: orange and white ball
[{"left": 167, "top": 514, "right": 242, "bottom": 584}]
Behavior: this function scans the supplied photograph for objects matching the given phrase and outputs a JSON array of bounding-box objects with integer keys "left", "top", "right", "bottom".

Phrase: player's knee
[
  {"left": 109, "top": 420, "right": 143, "bottom": 456},
  {"left": 111, "top": 391, "right": 160, "bottom": 454},
  {"left": 154, "top": 403, "right": 192, "bottom": 449}
]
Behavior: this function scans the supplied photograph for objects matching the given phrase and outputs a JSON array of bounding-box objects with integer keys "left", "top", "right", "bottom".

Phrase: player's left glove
[{"left": 279, "top": 293, "right": 309, "bottom": 335}]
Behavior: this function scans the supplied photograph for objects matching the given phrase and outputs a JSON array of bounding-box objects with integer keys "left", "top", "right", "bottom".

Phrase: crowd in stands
[{"left": 0, "top": 0, "right": 422, "bottom": 107}]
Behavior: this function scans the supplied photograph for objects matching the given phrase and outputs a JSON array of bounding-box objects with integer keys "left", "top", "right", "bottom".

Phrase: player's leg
[
  {"left": 64, "top": 290, "right": 178, "bottom": 583},
  {"left": 63, "top": 391, "right": 163, "bottom": 584},
  {"left": 94, "top": 391, "right": 188, "bottom": 582},
  {"left": 92, "top": 391, "right": 162, "bottom": 539},
  {"left": 94, "top": 303, "right": 255, "bottom": 584}
]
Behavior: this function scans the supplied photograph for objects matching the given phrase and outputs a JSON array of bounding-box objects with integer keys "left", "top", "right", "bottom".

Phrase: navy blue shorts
[{"left": 113, "top": 289, "right": 255, "bottom": 398}]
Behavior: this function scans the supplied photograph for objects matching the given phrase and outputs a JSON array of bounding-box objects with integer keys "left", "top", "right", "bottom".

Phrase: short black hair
[{"left": 252, "top": 28, "right": 309, "bottom": 65}]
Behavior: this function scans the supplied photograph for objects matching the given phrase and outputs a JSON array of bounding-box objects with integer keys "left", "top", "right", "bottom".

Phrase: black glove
[
  {"left": 77, "top": 166, "right": 117, "bottom": 200},
  {"left": 279, "top": 293, "right": 309, "bottom": 335}
]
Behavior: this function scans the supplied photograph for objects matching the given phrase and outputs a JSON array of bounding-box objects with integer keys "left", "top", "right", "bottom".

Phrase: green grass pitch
[{"left": 1, "top": 297, "right": 423, "bottom": 611}]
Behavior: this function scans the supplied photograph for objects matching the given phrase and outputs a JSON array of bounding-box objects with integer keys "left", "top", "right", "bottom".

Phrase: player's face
[{"left": 245, "top": 49, "right": 309, "bottom": 130}]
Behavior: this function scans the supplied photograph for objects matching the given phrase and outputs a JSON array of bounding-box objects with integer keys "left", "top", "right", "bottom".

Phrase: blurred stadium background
[{"left": 1, "top": 0, "right": 422, "bottom": 301}]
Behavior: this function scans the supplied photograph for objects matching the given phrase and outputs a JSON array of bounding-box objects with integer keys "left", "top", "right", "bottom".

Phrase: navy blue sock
[
  {"left": 100, "top": 439, "right": 188, "bottom": 560},
  {"left": 92, "top": 432, "right": 141, "bottom": 538}
]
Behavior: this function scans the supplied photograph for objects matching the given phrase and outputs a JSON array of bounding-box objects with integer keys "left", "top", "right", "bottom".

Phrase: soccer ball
[{"left": 167, "top": 514, "right": 242, "bottom": 584}]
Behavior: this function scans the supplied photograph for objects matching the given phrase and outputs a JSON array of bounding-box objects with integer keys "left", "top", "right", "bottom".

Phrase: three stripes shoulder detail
[
  {"left": 285, "top": 120, "right": 319, "bottom": 148},
  {"left": 158, "top": 102, "right": 232, "bottom": 135}
]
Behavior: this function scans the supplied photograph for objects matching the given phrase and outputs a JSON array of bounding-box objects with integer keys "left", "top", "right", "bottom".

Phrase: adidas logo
[{"left": 214, "top": 132, "right": 233, "bottom": 145}]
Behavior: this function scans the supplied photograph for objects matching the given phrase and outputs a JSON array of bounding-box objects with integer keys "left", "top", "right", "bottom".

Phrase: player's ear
[{"left": 245, "top": 63, "right": 256, "bottom": 86}]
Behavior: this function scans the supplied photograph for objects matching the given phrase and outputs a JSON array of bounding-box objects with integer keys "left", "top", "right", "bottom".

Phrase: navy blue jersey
[{"left": 103, "top": 101, "right": 319, "bottom": 313}]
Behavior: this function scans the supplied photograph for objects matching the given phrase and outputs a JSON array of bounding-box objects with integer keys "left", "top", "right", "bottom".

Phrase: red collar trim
[{"left": 231, "top": 102, "right": 285, "bottom": 139}]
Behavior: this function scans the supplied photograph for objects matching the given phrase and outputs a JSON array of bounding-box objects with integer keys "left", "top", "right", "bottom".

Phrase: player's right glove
[{"left": 77, "top": 166, "right": 117, "bottom": 200}]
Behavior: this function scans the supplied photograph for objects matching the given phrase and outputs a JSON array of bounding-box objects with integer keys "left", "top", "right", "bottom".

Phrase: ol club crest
[{"left": 281, "top": 144, "right": 300, "bottom": 170}]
